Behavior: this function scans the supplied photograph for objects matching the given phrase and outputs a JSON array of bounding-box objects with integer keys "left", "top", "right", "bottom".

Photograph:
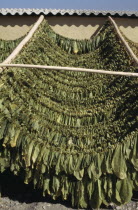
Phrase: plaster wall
[
  {"left": 0, "top": 16, "right": 37, "bottom": 40},
  {"left": 46, "top": 16, "right": 106, "bottom": 40},
  {"left": 0, "top": 16, "right": 138, "bottom": 42},
  {"left": 0, "top": 16, "right": 106, "bottom": 40},
  {"left": 114, "top": 18, "right": 138, "bottom": 43}
]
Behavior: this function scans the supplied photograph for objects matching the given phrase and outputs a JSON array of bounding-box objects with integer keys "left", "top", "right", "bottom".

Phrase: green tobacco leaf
[
  {"left": 52, "top": 176, "right": 60, "bottom": 193},
  {"left": 25, "top": 140, "right": 35, "bottom": 167},
  {"left": 73, "top": 41, "right": 78, "bottom": 54},
  {"left": 112, "top": 145, "right": 127, "bottom": 179},
  {"left": 91, "top": 180, "right": 102, "bottom": 209},
  {"left": 88, "top": 153, "right": 102, "bottom": 180},
  {"left": 43, "top": 176, "right": 50, "bottom": 195},
  {"left": 87, "top": 181, "right": 94, "bottom": 199},
  {"left": 102, "top": 151, "right": 113, "bottom": 174},
  {"left": 116, "top": 178, "right": 132, "bottom": 204},
  {"left": 131, "top": 135, "right": 138, "bottom": 170},
  {"left": 74, "top": 169, "right": 84, "bottom": 180},
  {"left": 31, "top": 142, "right": 41, "bottom": 165}
]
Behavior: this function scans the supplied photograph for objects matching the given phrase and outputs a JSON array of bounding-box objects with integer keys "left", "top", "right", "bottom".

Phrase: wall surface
[
  {"left": 0, "top": 16, "right": 37, "bottom": 40},
  {"left": 46, "top": 16, "right": 106, "bottom": 40},
  {"left": 0, "top": 16, "right": 138, "bottom": 42},
  {"left": 114, "top": 18, "right": 138, "bottom": 43}
]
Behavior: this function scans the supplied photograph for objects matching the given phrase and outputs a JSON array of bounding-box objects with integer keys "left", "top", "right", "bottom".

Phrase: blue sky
[{"left": 0, "top": 0, "right": 138, "bottom": 11}]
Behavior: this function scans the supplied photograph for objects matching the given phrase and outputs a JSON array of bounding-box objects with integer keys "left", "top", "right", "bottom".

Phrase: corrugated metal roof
[{"left": 0, "top": 8, "right": 138, "bottom": 17}]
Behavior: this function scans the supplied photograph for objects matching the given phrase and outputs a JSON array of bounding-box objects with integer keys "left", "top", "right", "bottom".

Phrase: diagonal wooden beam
[
  {"left": 2, "top": 15, "right": 44, "bottom": 65},
  {"left": 108, "top": 16, "right": 138, "bottom": 65}
]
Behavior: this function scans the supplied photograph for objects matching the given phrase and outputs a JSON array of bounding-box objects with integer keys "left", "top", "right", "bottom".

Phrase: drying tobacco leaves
[
  {"left": 0, "top": 36, "right": 25, "bottom": 63},
  {"left": 0, "top": 19, "right": 137, "bottom": 209},
  {"left": 121, "top": 31, "right": 138, "bottom": 58}
]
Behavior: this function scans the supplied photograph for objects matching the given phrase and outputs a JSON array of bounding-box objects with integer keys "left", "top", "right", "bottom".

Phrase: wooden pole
[
  {"left": 108, "top": 16, "right": 138, "bottom": 65},
  {"left": 0, "top": 63, "right": 138, "bottom": 77},
  {"left": 2, "top": 15, "right": 44, "bottom": 65}
]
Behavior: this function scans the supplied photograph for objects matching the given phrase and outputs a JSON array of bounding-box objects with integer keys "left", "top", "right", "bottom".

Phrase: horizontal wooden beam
[{"left": 0, "top": 63, "right": 138, "bottom": 77}]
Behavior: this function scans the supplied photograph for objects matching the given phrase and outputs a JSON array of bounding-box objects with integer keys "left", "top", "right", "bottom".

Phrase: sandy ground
[
  {"left": 0, "top": 196, "right": 138, "bottom": 210},
  {"left": 0, "top": 171, "right": 138, "bottom": 210}
]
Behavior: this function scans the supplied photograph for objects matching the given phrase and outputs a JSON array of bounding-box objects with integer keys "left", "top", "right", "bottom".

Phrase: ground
[
  {"left": 0, "top": 171, "right": 138, "bottom": 210},
  {"left": 0, "top": 195, "right": 138, "bottom": 210}
]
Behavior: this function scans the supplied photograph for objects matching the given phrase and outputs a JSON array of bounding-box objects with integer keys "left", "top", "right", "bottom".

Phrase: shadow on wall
[
  {"left": 46, "top": 16, "right": 106, "bottom": 40},
  {"left": 114, "top": 17, "right": 138, "bottom": 43},
  {"left": 114, "top": 17, "right": 138, "bottom": 29},
  {"left": 47, "top": 16, "right": 138, "bottom": 42},
  {"left": 1, "top": 15, "right": 138, "bottom": 41},
  {"left": 0, "top": 16, "right": 37, "bottom": 40},
  {"left": 0, "top": 16, "right": 37, "bottom": 27}
]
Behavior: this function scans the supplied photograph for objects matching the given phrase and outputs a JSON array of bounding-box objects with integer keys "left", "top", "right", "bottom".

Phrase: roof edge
[{"left": 0, "top": 8, "right": 138, "bottom": 17}]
